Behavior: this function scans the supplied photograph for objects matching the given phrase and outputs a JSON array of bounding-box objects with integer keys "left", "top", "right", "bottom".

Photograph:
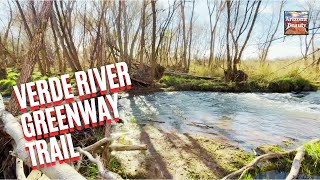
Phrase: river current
[{"left": 119, "top": 91, "right": 320, "bottom": 149}]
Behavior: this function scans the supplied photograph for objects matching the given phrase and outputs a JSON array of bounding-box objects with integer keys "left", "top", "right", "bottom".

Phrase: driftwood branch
[
  {"left": 222, "top": 151, "right": 294, "bottom": 180},
  {"left": 286, "top": 139, "right": 320, "bottom": 180},
  {"left": 285, "top": 146, "right": 305, "bottom": 180},
  {"left": 83, "top": 137, "right": 115, "bottom": 152},
  {"left": 76, "top": 147, "right": 122, "bottom": 179},
  {"left": 83, "top": 136, "right": 148, "bottom": 152},
  {"left": 27, "top": 170, "right": 42, "bottom": 180},
  {"left": 222, "top": 139, "right": 320, "bottom": 180},
  {"left": 0, "top": 95, "right": 86, "bottom": 179},
  {"left": 109, "top": 144, "right": 148, "bottom": 151},
  {"left": 16, "top": 158, "right": 27, "bottom": 180}
]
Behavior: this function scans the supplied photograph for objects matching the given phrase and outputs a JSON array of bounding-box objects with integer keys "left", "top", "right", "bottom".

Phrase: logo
[{"left": 284, "top": 11, "right": 309, "bottom": 35}]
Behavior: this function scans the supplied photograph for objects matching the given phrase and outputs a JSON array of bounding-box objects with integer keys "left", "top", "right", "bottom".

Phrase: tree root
[{"left": 222, "top": 138, "right": 320, "bottom": 180}]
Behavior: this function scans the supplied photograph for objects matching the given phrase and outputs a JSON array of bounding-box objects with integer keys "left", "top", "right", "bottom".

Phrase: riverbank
[
  {"left": 158, "top": 75, "right": 318, "bottom": 93},
  {"left": 105, "top": 122, "right": 320, "bottom": 179},
  {"left": 112, "top": 90, "right": 320, "bottom": 179},
  {"left": 108, "top": 122, "right": 254, "bottom": 179},
  {"left": 1, "top": 68, "right": 318, "bottom": 97}
]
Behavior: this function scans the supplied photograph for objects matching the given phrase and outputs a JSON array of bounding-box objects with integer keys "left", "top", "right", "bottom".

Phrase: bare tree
[
  {"left": 151, "top": 0, "right": 157, "bottom": 78},
  {"left": 187, "top": 0, "right": 195, "bottom": 71},
  {"left": 8, "top": 1, "right": 53, "bottom": 115},
  {"left": 225, "top": 0, "right": 262, "bottom": 81},
  {"left": 207, "top": 0, "right": 225, "bottom": 67},
  {"left": 139, "top": 0, "right": 147, "bottom": 69},
  {"left": 53, "top": 1, "right": 82, "bottom": 71},
  {"left": 259, "top": 0, "right": 285, "bottom": 63},
  {"left": 180, "top": 0, "right": 187, "bottom": 71},
  {"left": 299, "top": 1, "right": 320, "bottom": 67}
]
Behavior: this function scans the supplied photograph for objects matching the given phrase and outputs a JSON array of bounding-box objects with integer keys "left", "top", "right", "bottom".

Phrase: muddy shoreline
[{"left": 110, "top": 121, "right": 320, "bottom": 179}]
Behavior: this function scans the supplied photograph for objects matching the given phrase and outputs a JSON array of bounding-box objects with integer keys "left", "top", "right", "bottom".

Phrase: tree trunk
[
  {"left": 7, "top": 1, "right": 53, "bottom": 115},
  {"left": 139, "top": 0, "right": 147, "bottom": 70},
  {"left": 225, "top": 1, "right": 232, "bottom": 81},
  {"left": 180, "top": 1, "right": 187, "bottom": 71},
  {"left": 151, "top": 0, "right": 157, "bottom": 79}
]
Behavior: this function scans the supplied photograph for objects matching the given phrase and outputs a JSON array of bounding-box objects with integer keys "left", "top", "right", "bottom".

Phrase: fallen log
[
  {"left": 164, "top": 71, "right": 222, "bottom": 81},
  {"left": 187, "top": 122, "right": 215, "bottom": 129},
  {"left": 0, "top": 95, "right": 86, "bottom": 179},
  {"left": 286, "top": 146, "right": 305, "bottom": 180},
  {"left": 147, "top": 119, "right": 166, "bottom": 123},
  {"left": 16, "top": 158, "right": 26, "bottom": 180},
  {"left": 131, "top": 77, "right": 152, "bottom": 86},
  {"left": 83, "top": 137, "right": 117, "bottom": 152}
]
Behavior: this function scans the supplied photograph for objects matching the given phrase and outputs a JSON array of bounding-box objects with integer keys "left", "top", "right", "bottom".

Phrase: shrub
[
  {"left": 268, "top": 76, "right": 316, "bottom": 92},
  {"left": 0, "top": 79, "right": 16, "bottom": 96}
]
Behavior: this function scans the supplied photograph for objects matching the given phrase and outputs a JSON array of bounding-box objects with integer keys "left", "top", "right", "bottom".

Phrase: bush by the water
[
  {"left": 0, "top": 79, "right": 16, "bottom": 96},
  {"left": 160, "top": 75, "right": 229, "bottom": 91},
  {"left": 0, "top": 68, "right": 17, "bottom": 96},
  {"left": 268, "top": 76, "right": 317, "bottom": 92},
  {"left": 302, "top": 142, "right": 320, "bottom": 176}
]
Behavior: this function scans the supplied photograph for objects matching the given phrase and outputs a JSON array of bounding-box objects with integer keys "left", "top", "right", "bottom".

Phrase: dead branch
[
  {"left": 222, "top": 151, "right": 294, "bottom": 180},
  {"left": 285, "top": 146, "right": 305, "bottom": 180},
  {"left": 26, "top": 170, "right": 42, "bottom": 180},
  {"left": 83, "top": 137, "right": 115, "bottom": 152},
  {"left": 222, "top": 139, "right": 320, "bottom": 180},
  {"left": 0, "top": 95, "right": 86, "bottom": 179},
  {"left": 286, "top": 139, "right": 320, "bottom": 180},
  {"left": 16, "top": 158, "right": 26, "bottom": 180},
  {"left": 109, "top": 144, "right": 148, "bottom": 151},
  {"left": 76, "top": 147, "right": 122, "bottom": 179}
]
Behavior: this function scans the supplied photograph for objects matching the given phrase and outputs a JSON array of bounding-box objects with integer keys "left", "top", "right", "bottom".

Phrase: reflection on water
[{"left": 119, "top": 91, "right": 320, "bottom": 149}]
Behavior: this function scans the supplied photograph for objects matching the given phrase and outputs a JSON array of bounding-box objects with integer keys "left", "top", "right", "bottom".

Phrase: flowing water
[{"left": 119, "top": 91, "right": 320, "bottom": 149}]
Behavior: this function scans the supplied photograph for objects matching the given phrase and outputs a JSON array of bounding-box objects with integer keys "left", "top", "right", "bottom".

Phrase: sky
[
  {"left": 190, "top": 0, "right": 320, "bottom": 60},
  {"left": 0, "top": 0, "right": 319, "bottom": 61}
]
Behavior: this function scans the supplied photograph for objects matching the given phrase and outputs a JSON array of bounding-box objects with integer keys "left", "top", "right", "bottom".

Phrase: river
[{"left": 119, "top": 91, "right": 320, "bottom": 150}]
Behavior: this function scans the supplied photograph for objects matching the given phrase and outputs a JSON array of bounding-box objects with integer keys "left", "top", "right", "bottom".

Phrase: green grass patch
[
  {"left": 32, "top": 71, "right": 49, "bottom": 81},
  {"left": 109, "top": 155, "right": 125, "bottom": 177},
  {"left": 86, "top": 164, "right": 98, "bottom": 179},
  {"left": 0, "top": 79, "right": 16, "bottom": 96},
  {"left": 160, "top": 75, "right": 229, "bottom": 91},
  {"left": 302, "top": 142, "right": 320, "bottom": 176},
  {"left": 159, "top": 74, "right": 316, "bottom": 93},
  {"left": 268, "top": 76, "right": 316, "bottom": 92}
]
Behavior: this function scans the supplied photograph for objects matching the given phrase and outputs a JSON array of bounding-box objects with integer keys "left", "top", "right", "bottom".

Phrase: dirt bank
[{"left": 110, "top": 122, "right": 253, "bottom": 179}]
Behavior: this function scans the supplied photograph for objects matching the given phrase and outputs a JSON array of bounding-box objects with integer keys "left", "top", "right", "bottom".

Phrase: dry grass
[{"left": 188, "top": 59, "right": 320, "bottom": 83}]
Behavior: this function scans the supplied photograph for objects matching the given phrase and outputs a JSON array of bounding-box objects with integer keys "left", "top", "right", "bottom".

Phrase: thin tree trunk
[
  {"left": 180, "top": 1, "right": 187, "bottom": 71},
  {"left": 187, "top": 0, "right": 195, "bottom": 72},
  {"left": 139, "top": 0, "right": 147, "bottom": 69},
  {"left": 151, "top": 0, "right": 157, "bottom": 79}
]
